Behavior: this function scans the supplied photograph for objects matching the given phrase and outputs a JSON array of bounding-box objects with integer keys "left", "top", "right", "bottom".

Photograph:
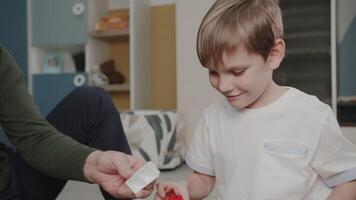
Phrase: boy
[{"left": 155, "top": 0, "right": 356, "bottom": 199}]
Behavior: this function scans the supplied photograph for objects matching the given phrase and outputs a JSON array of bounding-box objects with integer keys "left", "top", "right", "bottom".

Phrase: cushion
[{"left": 120, "top": 110, "right": 185, "bottom": 170}]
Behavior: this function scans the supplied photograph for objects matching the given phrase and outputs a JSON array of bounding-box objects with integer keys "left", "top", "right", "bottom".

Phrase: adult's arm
[{"left": 0, "top": 45, "right": 95, "bottom": 181}]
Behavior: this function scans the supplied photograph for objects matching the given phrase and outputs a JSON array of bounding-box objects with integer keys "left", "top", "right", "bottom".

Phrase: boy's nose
[{"left": 218, "top": 77, "right": 233, "bottom": 94}]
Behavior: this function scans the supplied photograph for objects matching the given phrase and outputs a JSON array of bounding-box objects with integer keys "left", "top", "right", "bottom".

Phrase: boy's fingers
[
  {"left": 156, "top": 183, "right": 166, "bottom": 198},
  {"left": 155, "top": 194, "right": 163, "bottom": 200}
]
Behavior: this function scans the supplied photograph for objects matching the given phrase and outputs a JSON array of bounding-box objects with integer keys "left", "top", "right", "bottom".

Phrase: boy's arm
[
  {"left": 155, "top": 171, "right": 215, "bottom": 200},
  {"left": 327, "top": 181, "right": 356, "bottom": 200},
  {"left": 186, "top": 171, "right": 215, "bottom": 199}
]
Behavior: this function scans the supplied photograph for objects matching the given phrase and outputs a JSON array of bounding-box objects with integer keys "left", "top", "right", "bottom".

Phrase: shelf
[
  {"left": 340, "top": 122, "right": 356, "bottom": 127},
  {"left": 100, "top": 83, "right": 130, "bottom": 92},
  {"left": 90, "top": 29, "right": 129, "bottom": 41},
  {"left": 338, "top": 101, "right": 356, "bottom": 106}
]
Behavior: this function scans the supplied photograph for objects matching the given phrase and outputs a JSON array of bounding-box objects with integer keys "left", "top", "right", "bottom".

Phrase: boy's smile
[
  {"left": 207, "top": 42, "right": 285, "bottom": 110},
  {"left": 226, "top": 92, "right": 244, "bottom": 102}
]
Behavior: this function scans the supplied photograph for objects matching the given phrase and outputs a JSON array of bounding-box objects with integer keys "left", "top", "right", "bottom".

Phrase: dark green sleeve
[{"left": 0, "top": 46, "right": 95, "bottom": 181}]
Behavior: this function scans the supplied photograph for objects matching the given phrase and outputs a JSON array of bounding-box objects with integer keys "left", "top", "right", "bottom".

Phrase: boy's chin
[{"left": 228, "top": 101, "right": 248, "bottom": 110}]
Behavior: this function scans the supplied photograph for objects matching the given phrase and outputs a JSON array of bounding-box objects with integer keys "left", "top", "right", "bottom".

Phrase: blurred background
[{"left": 0, "top": 0, "right": 355, "bottom": 199}]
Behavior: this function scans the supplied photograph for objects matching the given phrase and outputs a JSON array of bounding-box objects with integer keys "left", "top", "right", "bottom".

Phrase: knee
[
  {"left": 73, "top": 86, "right": 115, "bottom": 111},
  {"left": 74, "top": 86, "right": 109, "bottom": 99}
]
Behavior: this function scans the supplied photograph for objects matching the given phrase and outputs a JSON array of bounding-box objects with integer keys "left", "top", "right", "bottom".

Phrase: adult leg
[
  {"left": 0, "top": 148, "right": 23, "bottom": 200},
  {"left": 15, "top": 87, "right": 131, "bottom": 200}
]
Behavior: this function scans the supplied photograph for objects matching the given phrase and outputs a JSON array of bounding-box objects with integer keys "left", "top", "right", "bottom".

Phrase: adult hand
[
  {"left": 84, "top": 150, "right": 153, "bottom": 199},
  {"left": 155, "top": 181, "right": 189, "bottom": 200}
]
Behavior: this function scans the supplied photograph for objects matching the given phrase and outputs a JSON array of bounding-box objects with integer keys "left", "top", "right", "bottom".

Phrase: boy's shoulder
[
  {"left": 290, "top": 87, "right": 329, "bottom": 111},
  {"left": 286, "top": 87, "right": 332, "bottom": 123}
]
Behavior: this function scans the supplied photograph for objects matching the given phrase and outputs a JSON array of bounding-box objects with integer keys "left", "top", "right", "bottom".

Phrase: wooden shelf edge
[
  {"left": 100, "top": 83, "right": 130, "bottom": 92},
  {"left": 90, "top": 29, "right": 129, "bottom": 41}
]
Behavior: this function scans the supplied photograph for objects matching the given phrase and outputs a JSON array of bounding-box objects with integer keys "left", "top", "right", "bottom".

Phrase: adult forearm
[
  {"left": 83, "top": 150, "right": 102, "bottom": 182},
  {"left": 23, "top": 132, "right": 95, "bottom": 181},
  {"left": 327, "top": 181, "right": 356, "bottom": 200},
  {"left": 0, "top": 47, "right": 96, "bottom": 181}
]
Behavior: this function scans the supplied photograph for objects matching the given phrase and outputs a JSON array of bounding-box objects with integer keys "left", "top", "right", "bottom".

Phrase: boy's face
[{"left": 208, "top": 44, "right": 275, "bottom": 109}]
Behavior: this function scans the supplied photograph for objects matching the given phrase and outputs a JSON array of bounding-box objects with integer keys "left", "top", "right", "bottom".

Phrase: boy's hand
[
  {"left": 155, "top": 181, "right": 189, "bottom": 200},
  {"left": 166, "top": 190, "right": 184, "bottom": 200}
]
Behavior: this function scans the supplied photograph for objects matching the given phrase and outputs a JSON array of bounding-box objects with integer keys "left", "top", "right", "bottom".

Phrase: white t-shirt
[{"left": 185, "top": 87, "right": 356, "bottom": 200}]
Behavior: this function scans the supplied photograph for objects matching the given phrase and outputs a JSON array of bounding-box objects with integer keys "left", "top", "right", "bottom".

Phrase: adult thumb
[{"left": 113, "top": 154, "right": 135, "bottom": 179}]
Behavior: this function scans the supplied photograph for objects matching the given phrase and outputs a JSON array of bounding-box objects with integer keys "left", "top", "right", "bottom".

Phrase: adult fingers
[
  {"left": 111, "top": 183, "right": 136, "bottom": 199},
  {"left": 135, "top": 188, "right": 153, "bottom": 198},
  {"left": 134, "top": 180, "right": 156, "bottom": 198},
  {"left": 127, "top": 155, "right": 145, "bottom": 171},
  {"left": 144, "top": 181, "right": 156, "bottom": 191},
  {"left": 113, "top": 153, "right": 135, "bottom": 179}
]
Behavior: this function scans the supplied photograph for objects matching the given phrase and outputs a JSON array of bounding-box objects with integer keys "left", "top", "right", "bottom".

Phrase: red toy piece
[{"left": 167, "top": 190, "right": 184, "bottom": 200}]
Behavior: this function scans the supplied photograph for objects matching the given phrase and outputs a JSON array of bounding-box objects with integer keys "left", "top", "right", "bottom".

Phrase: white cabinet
[
  {"left": 86, "top": 0, "right": 151, "bottom": 110},
  {"left": 31, "top": 0, "right": 87, "bottom": 47},
  {"left": 29, "top": 0, "right": 151, "bottom": 111},
  {"left": 29, "top": 0, "right": 88, "bottom": 115}
]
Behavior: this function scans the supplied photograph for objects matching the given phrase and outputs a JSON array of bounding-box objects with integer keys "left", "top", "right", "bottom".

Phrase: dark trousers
[{"left": 1, "top": 87, "right": 131, "bottom": 200}]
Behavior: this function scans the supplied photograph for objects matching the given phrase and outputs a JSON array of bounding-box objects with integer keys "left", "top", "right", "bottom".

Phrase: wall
[
  {"left": 176, "top": 0, "right": 220, "bottom": 143},
  {"left": 337, "top": 0, "right": 356, "bottom": 41},
  {"left": 150, "top": 4, "right": 176, "bottom": 109},
  {"left": 337, "top": 0, "right": 356, "bottom": 97}
]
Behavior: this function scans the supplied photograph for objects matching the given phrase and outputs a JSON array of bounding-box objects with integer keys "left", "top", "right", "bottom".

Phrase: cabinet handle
[
  {"left": 73, "top": 74, "right": 86, "bottom": 87},
  {"left": 72, "top": 3, "right": 85, "bottom": 16}
]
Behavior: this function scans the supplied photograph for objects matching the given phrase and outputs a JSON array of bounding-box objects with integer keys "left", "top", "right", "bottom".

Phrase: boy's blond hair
[{"left": 197, "top": 0, "right": 284, "bottom": 68}]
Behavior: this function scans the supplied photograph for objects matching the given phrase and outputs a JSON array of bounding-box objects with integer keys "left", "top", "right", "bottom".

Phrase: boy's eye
[
  {"left": 233, "top": 70, "right": 245, "bottom": 76},
  {"left": 209, "top": 70, "right": 218, "bottom": 76}
]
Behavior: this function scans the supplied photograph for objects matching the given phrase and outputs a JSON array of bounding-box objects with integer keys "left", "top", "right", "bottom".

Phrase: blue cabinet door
[
  {"left": 0, "top": 0, "right": 28, "bottom": 81},
  {"left": 0, "top": 0, "right": 28, "bottom": 147},
  {"left": 33, "top": 73, "right": 87, "bottom": 116},
  {"left": 32, "top": 0, "right": 87, "bottom": 47},
  {"left": 338, "top": 16, "right": 356, "bottom": 97}
]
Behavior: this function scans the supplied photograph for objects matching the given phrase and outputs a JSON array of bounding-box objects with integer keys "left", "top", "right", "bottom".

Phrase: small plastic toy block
[{"left": 167, "top": 190, "right": 183, "bottom": 200}]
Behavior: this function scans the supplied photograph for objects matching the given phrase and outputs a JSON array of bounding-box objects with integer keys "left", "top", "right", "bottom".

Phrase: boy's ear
[{"left": 267, "top": 39, "right": 285, "bottom": 70}]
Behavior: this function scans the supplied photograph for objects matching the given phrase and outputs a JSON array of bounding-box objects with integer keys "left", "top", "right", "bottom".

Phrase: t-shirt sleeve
[
  {"left": 185, "top": 112, "right": 215, "bottom": 176},
  {"left": 311, "top": 107, "right": 356, "bottom": 187}
]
